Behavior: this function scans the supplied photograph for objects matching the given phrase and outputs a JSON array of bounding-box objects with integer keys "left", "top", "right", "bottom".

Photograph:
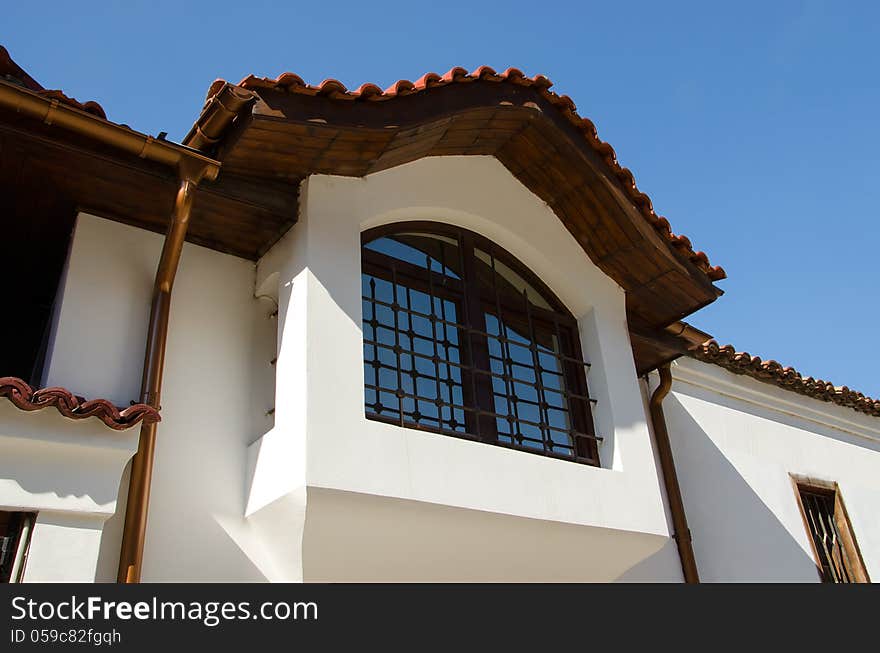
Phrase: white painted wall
[
  {"left": 9, "top": 165, "right": 877, "bottom": 584},
  {"left": 303, "top": 487, "right": 670, "bottom": 582},
  {"left": 0, "top": 403, "right": 138, "bottom": 581},
  {"left": 6, "top": 161, "right": 876, "bottom": 583},
  {"left": 41, "top": 213, "right": 278, "bottom": 581},
  {"left": 250, "top": 156, "right": 676, "bottom": 580},
  {"left": 656, "top": 358, "right": 880, "bottom": 582},
  {"left": 23, "top": 513, "right": 107, "bottom": 582}
]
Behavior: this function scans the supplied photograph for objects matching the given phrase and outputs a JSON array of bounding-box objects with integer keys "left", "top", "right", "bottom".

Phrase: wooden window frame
[
  {"left": 0, "top": 511, "right": 36, "bottom": 584},
  {"left": 790, "top": 475, "right": 870, "bottom": 583},
  {"left": 361, "top": 222, "right": 599, "bottom": 465}
]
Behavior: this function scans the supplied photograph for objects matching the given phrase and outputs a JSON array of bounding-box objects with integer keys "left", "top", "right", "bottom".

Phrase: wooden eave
[
  {"left": 0, "top": 106, "right": 297, "bottom": 260},
  {"left": 1, "top": 65, "right": 721, "bottom": 375},
  {"left": 188, "top": 80, "right": 722, "bottom": 371}
]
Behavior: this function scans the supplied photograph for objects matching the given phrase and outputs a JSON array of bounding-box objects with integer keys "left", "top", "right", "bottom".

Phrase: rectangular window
[
  {"left": 0, "top": 511, "right": 35, "bottom": 583},
  {"left": 793, "top": 480, "right": 869, "bottom": 583}
]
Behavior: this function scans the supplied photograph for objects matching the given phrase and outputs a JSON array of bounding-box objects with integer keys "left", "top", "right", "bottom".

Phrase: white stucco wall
[
  {"left": 0, "top": 403, "right": 138, "bottom": 581},
  {"left": 11, "top": 163, "right": 876, "bottom": 584},
  {"left": 250, "top": 156, "right": 676, "bottom": 580},
  {"left": 7, "top": 161, "right": 874, "bottom": 583},
  {"left": 41, "top": 212, "right": 278, "bottom": 581},
  {"left": 12, "top": 159, "right": 677, "bottom": 583},
  {"left": 657, "top": 358, "right": 880, "bottom": 582},
  {"left": 23, "top": 513, "right": 107, "bottom": 582}
]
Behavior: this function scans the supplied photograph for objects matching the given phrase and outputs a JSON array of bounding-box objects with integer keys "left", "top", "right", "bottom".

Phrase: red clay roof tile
[
  {"left": 693, "top": 341, "right": 880, "bottom": 418},
  {"left": 0, "top": 45, "right": 41, "bottom": 91},
  {"left": 1, "top": 46, "right": 108, "bottom": 120},
  {"left": 223, "top": 66, "right": 725, "bottom": 281},
  {"left": 34, "top": 89, "right": 107, "bottom": 120},
  {"left": 0, "top": 377, "right": 159, "bottom": 431}
]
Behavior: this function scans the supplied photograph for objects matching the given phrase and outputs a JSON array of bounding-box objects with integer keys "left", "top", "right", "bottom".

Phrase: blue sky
[{"left": 5, "top": 1, "right": 879, "bottom": 396}]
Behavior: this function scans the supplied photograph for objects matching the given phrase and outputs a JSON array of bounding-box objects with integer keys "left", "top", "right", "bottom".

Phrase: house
[{"left": 1, "top": 47, "right": 877, "bottom": 583}]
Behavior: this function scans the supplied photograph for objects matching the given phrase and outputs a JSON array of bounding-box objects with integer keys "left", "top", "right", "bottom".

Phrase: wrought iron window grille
[
  {"left": 361, "top": 223, "right": 600, "bottom": 466},
  {"left": 794, "top": 483, "right": 869, "bottom": 583}
]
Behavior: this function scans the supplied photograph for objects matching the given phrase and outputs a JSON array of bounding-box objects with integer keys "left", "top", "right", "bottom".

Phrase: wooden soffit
[
  {"left": 205, "top": 77, "right": 723, "bottom": 329},
  {"left": 0, "top": 107, "right": 297, "bottom": 260}
]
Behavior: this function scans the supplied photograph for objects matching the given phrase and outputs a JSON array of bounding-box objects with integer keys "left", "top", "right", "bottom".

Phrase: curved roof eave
[{"left": 186, "top": 66, "right": 725, "bottom": 327}]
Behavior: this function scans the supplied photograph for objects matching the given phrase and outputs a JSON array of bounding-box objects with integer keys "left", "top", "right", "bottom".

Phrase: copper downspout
[
  {"left": 0, "top": 80, "right": 221, "bottom": 583},
  {"left": 116, "top": 169, "right": 206, "bottom": 582},
  {"left": 116, "top": 85, "right": 251, "bottom": 582},
  {"left": 649, "top": 364, "right": 700, "bottom": 583}
]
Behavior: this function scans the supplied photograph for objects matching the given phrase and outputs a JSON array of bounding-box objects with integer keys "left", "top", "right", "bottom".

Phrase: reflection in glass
[{"left": 364, "top": 233, "right": 461, "bottom": 279}]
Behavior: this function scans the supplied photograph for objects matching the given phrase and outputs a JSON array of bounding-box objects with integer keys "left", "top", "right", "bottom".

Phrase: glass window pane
[
  {"left": 362, "top": 271, "right": 466, "bottom": 434},
  {"left": 362, "top": 225, "right": 595, "bottom": 465},
  {"left": 364, "top": 233, "right": 461, "bottom": 279},
  {"left": 474, "top": 247, "right": 553, "bottom": 310}
]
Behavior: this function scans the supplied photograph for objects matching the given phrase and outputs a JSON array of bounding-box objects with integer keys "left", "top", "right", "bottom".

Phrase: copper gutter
[
  {"left": 649, "top": 364, "right": 700, "bottom": 583},
  {"left": 0, "top": 79, "right": 221, "bottom": 583},
  {"left": 0, "top": 80, "right": 219, "bottom": 177},
  {"left": 182, "top": 82, "right": 255, "bottom": 152},
  {"left": 663, "top": 320, "right": 712, "bottom": 346}
]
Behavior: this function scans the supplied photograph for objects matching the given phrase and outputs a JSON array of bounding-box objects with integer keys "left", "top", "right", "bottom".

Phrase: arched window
[{"left": 361, "top": 223, "right": 599, "bottom": 465}]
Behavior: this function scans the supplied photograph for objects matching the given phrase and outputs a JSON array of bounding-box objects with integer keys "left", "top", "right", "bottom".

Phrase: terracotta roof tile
[
  {"left": 0, "top": 377, "right": 159, "bottom": 431},
  {"left": 219, "top": 65, "right": 725, "bottom": 282},
  {"left": 693, "top": 341, "right": 880, "bottom": 418},
  {"left": 33, "top": 88, "right": 107, "bottom": 120},
  {"left": 0, "top": 45, "right": 41, "bottom": 91},
  {"left": 1, "top": 45, "right": 108, "bottom": 119}
]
